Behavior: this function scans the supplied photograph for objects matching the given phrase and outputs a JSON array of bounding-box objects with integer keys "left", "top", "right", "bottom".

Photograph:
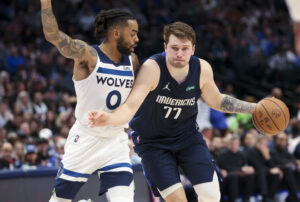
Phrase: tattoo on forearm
[
  {"left": 44, "top": 32, "right": 60, "bottom": 41},
  {"left": 57, "top": 33, "right": 86, "bottom": 58},
  {"left": 41, "top": 8, "right": 58, "bottom": 33},
  {"left": 221, "top": 96, "right": 255, "bottom": 113},
  {"left": 41, "top": 7, "right": 87, "bottom": 59}
]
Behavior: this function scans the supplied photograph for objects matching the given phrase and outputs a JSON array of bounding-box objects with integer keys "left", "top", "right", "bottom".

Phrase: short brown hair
[{"left": 163, "top": 21, "right": 196, "bottom": 45}]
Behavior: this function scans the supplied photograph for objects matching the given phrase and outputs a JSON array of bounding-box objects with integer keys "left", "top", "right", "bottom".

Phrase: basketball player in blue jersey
[
  {"left": 40, "top": 0, "right": 139, "bottom": 201},
  {"left": 89, "top": 21, "right": 257, "bottom": 202}
]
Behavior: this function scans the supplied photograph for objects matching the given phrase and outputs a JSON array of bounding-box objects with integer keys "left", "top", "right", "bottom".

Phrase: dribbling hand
[{"left": 88, "top": 110, "right": 110, "bottom": 128}]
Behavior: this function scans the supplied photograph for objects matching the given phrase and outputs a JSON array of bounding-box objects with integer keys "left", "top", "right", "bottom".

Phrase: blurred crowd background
[{"left": 1, "top": 0, "right": 300, "bottom": 201}]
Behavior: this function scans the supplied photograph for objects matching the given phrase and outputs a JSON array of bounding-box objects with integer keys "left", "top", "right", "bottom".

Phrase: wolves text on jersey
[{"left": 96, "top": 75, "right": 134, "bottom": 88}]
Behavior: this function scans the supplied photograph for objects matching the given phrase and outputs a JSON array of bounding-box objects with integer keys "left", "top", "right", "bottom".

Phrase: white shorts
[{"left": 53, "top": 122, "right": 133, "bottom": 199}]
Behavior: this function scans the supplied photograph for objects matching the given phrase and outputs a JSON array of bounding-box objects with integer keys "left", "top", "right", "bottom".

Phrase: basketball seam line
[
  {"left": 264, "top": 98, "right": 287, "bottom": 126},
  {"left": 252, "top": 110, "right": 261, "bottom": 133},
  {"left": 253, "top": 106, "right": 269, "bottom": 134},
  {"left": 260, "top": 103, "right": 281, "bottom": 131}
]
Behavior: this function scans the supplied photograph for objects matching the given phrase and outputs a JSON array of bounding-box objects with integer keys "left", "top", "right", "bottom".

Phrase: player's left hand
[{"left": 88, "top": 110, "right": 111, "bottom": 127}]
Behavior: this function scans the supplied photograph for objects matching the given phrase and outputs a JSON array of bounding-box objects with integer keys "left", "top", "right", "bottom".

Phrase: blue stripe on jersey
[
  {"left": 93, "top": 45, "right": 131, "bottom": 67},
  {"left": 99, "top": 163, "right": 132, "bottom": 171},
  {"left": 62, "top": 168, "right": 90, "bottom": 178},
  {"left": 97, "top": 67, "right": 133, "bottom": 76}
]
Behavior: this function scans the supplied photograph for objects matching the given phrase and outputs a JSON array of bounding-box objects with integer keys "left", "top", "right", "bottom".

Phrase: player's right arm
[
  {"left": 40, "top": 0, "right": 97, "bottom": 80},
  {"left": 89, "top": 59, "right": 160, "bottom": 127},
  {"left": 199, "top": 59, "right": 256, "bottom": 114}
]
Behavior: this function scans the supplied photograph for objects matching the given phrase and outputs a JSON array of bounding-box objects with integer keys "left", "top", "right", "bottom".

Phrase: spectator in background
[
  {"left": 13, "top": 141, "right": 24, "bottom": 168},
  {"left": 36, "top": 138, "right": 51, "bottom": 167},
  {"left": 210, "top": 136, "right": 224, "bottom": 159},
  {"left": 17, "top": 122, "right": 31, "bottom": 141},
  {"left": 32, "top": 91, "right": 48, "bottom": 122},
  {"left": 292, "top": 140, "right": 300, "bottom": 190},
  {"left": 21, "top": 144, "right": 38, "bottom": 169},
  {"left": 0, "top": 142, "right": 15, "bottom": 170},
  {"left": 29, "top": 118, "right": 42, "bottom": 138},
  {"left": 5, "top": 44, "right": 27, "bottom": 76},
  {"left": 51, "top": 136, "right": 66, "bottom": 167},
  {"left": 268, "top": 87, "right": 283, "bottom": 99},
  {"left": 270, "top": 133, "right": 300, "bottom": 202},
  {"left": 38, "top": 128, "right": 56, "bottom": 161},
  {"left": 217, "top": 135, "right": 255, "bottom": 202},
  {"left": 44, "top": 110, "right": 57, "bottom": 132},
  {"left": 57, "top": 93, "right": 72, "bottom": 114},
  {"left": 240, "top": 130, "right": 257, "bottom": 154},
  {"left": 15, "top": 91, "right": 33, "bottom": 115},
  {"left": 295, "top": 142, "right": 300, "bottom": 160},
  {"left": 0, "top": 100, "right": 14, "bottom": 128},
  {"left": 0, "top": 71, "right": 11, "bottom": 101},
  {"left": 0, "top": 128, "right": 7, "bottom": 143},
  {"left": 246, "top": 135, "right": 281, "bottom": 202},
  {"left": 291, "top": 94, "right": 300, "bottom": 121}
]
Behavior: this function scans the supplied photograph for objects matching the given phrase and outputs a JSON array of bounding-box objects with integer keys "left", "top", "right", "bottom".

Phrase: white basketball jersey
[{"left": 72, "top": 45, "right": 134, "bottom": 137}]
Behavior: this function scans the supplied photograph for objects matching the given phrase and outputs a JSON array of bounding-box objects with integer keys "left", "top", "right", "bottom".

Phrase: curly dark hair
[{"left": 94, "top": 8, "right": 136, "bottom": 40}]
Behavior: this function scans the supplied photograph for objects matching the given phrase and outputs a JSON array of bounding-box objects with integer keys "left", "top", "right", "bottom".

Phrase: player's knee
[
  {"left": 106, "top": 185, "right": 134, "bottom": 202},
  {"left": 162, "top": 184, "right": 188, "bottom": 202},
  {"left": 194, "top": 172, "right": 220, "bottom": 202},
  {"left": 165, "top": 193, "right": 188, "bottom": 202},
  {"left": 49, "top": 193, "right": 71, "bottom": 202},
  {"left": 196, "top": 188, "right": 220, "bottom": 202}
]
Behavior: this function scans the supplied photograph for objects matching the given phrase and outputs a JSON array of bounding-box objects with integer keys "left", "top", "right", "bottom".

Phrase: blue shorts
[{"left": 138, "top": 141, "right": 215, "bottom": 197}]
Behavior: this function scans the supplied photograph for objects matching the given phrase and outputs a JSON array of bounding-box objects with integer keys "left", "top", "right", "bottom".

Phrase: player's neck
[
  {"left": 166, "top": 61, "right": 189, "bottom": 84},
  {"left": 99, "top": 43, "right": 123, "bottom": 63}
]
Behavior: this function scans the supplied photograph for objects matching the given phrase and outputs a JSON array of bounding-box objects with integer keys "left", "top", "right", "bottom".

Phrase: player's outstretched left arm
[
  {"left": 40, "top": 0, "right": 97, "bottom": 79},
  {"left": 199, "top": 59, "right": 256, "bottom": 114},
  {"left": 89, "top": 59, "right": 160, "bottom": 127}
]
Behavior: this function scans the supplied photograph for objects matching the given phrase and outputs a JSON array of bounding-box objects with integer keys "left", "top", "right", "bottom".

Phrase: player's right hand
[{"left": 88, "top": 110, "right": 110, "bottom": 128}]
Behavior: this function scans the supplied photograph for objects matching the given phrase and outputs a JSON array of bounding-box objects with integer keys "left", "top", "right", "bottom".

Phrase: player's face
[
  {"left": 117, "top": 20, "right": 139, "bottom": 55},
  {"left": 164, "top": 34, "right": 195, "bottom": 68}
]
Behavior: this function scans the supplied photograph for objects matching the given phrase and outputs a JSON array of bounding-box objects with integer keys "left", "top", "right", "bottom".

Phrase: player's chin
[{"left": 173, "top": 63, "right": 185, "bottom": 68}]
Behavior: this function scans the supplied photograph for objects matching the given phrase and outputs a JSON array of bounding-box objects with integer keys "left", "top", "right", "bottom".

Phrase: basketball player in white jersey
[
  {"left": 285, "top": 0, "right": 300, "bottom": 56},
  {"left": 40, "top": 0, "right": 139, "bottom": 201}
]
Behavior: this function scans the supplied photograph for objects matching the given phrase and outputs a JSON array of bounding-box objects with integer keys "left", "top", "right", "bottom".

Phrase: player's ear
[
  {"left": 164, "top": 42, "right": 167, "bottom": 51},
  {"left": 192, "top": 45, "right": 195, "bottom": 55},
  {"left": 112, "top": 28, "right": 121, "bottom": 40}
]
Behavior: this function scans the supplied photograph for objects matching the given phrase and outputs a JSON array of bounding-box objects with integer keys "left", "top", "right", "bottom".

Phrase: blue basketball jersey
[{"left": 130, "top": 52, "right": 202, "bottom": 151}]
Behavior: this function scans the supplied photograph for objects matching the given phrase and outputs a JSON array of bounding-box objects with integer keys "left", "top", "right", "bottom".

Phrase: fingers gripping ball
[{"left": 252, "top": 97, "right": 290, "bottom": 135}]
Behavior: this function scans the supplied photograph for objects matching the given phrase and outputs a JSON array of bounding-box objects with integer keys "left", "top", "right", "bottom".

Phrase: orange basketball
[{"left": 252, "top": 97, "right": 290, "bottom": 135}]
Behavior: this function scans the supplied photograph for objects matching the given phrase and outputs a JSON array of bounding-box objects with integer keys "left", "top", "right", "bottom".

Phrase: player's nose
[{"left": 176, "top": 50, "right": 183, "bottom": 57}]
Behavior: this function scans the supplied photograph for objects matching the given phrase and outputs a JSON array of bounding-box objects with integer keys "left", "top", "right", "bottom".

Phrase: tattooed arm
[
  {"left": 199, "top": 59, "right": 256, "bottom": 114},
  {"left": 40, "top": 0, "right": 97, "bottom": 80}
]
